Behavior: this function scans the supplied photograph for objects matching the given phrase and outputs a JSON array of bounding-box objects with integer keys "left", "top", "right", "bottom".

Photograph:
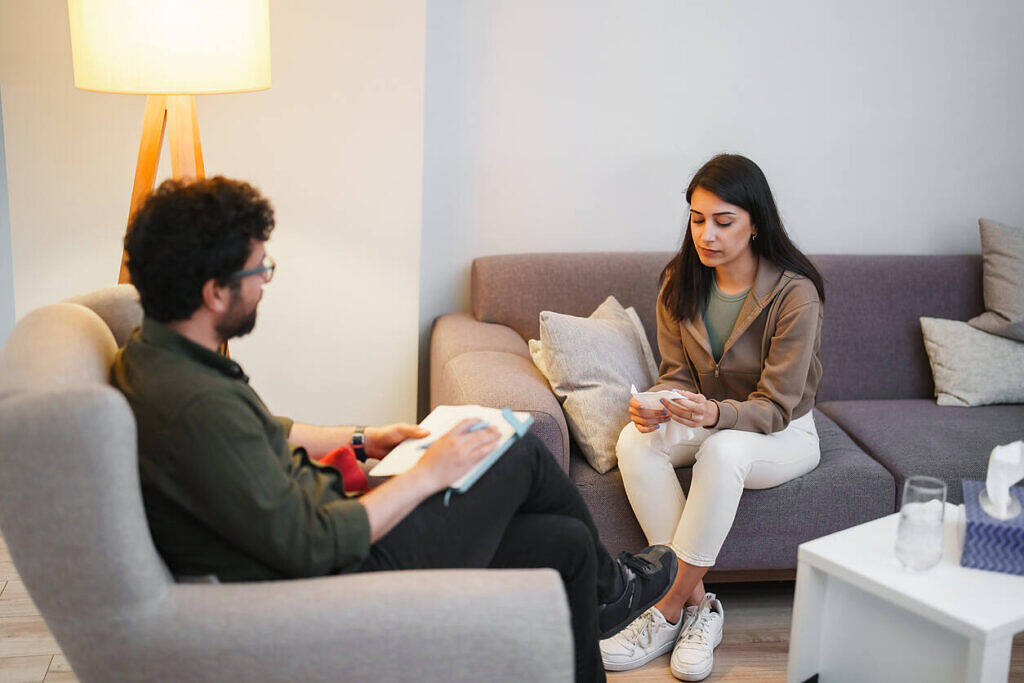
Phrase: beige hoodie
[{"left": 652, "top": 255, "right": 823, "bottom": 434}]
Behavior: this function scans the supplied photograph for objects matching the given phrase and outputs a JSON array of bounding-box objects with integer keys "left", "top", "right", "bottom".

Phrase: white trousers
[{"left": 615, "top": 411, "right": 820, "bottom": 567}]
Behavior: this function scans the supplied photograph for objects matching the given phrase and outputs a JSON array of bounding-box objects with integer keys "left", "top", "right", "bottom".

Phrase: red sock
[{"left": 318, "top": 445, "right": 369, "bottom": 494}]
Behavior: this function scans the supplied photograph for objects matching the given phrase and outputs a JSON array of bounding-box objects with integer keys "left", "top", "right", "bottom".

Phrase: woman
[{"left": 600, "top": 154, "right": 825, "bottom": 681}]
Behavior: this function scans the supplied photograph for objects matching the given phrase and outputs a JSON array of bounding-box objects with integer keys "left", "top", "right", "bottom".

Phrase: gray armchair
[{"left": 0, "top": 286, "right": 572, "bottom": 682}]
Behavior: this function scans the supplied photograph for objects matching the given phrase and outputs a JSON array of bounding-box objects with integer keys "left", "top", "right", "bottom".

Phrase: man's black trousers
[{"left": 358, "top": 432, "right": 621, "bottom": 683}]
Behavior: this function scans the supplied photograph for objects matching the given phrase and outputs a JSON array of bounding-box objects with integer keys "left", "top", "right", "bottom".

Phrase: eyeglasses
[{"left": 227, "top": 255, "right": 276, "bottom": 283}]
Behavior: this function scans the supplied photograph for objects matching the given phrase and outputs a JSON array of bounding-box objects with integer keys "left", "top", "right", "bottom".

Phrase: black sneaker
[{"left": 597, "top": 545, "right": 678, "bottom": 639}]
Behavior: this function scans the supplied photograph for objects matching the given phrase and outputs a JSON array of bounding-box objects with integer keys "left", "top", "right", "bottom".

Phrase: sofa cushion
[
  {"left": 529, "top": 296, "right": 658, "bottom": 474},
  {"left": 571, "top": 410, "right": 895, "bottom": 570},
  {"left": 816, "top": 399, "right": 1024, "bottom": 504},
  {"left": 968, "top": 218, "right": 1024, "bottom": 342},
  {"left": 920, "top": 317, "right": 1024, "bottom": 406}
]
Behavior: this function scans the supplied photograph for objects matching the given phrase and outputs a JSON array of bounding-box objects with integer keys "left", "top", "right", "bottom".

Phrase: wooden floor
[
  {"left": 612, "top": 579, "right": 1024, "bottom": 682},
  {"left": 0, "top": 531, "right": 1021, "bottom": 682},
  {"left": 0, "top": 533, "right": 76, "bottom": 683}
]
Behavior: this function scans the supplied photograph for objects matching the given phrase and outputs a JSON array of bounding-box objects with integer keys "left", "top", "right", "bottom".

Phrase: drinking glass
[{"left": 894, "top": 476, "right": 947, "bottom": 571}]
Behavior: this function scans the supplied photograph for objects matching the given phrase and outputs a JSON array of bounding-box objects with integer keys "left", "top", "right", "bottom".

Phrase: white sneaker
[
  {"left": 670, "top": 593, "right": 724, "bottom": 681},
  {"left": 600, "top": 606, "right": 683, "bottom": 671}
]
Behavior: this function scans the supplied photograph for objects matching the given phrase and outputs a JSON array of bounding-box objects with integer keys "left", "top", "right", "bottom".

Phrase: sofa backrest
[
  {"left": 471, "top": 252, "right": 984, "bottom": 401},
  {"left": 811, "top": 254, "right": 982, "bottom": 401},
  {"left": 0, "top": 287, "right": 172, "bottom": 640}
]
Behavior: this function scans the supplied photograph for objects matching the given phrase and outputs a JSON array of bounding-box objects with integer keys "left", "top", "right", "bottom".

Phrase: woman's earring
[{"left": 752, "top": 232, "right": 758, "bottom": 241}]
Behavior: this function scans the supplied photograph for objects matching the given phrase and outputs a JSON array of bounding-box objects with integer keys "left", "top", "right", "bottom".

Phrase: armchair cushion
[
  {"left": 0, "top": 304, "right": 116, "bottom": 395},
  {"left": 65, "top": 284, "right": 142, "bottom": 347},
  {"left": 57, "top": 569, "right": 572, "bottom": 683}
]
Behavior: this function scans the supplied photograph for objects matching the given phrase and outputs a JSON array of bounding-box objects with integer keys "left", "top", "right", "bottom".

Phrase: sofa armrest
[
  {"left": 431, "top": 312, "right": 532, "bottom": 367},
  {"left": 431, "top": 314, "right": 570, "bottom": 471},
  {"left": 70, "top": 569, "right": 572, "bottom": 683}
]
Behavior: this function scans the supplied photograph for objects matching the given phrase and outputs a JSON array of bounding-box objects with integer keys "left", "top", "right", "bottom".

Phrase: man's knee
[
  {"left": 519, "top": 429, "right": 545, "bottom": 453},
  {"left": 504, "top": 429, "right": 545, "bottom": 466},
  {"left": 548, "top": 517, "right": 597, "bottom": 575}
]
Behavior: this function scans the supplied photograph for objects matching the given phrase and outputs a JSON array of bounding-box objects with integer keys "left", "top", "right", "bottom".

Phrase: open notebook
[{"left": 369, "top": 404, "right": 534, "bottom": 504}]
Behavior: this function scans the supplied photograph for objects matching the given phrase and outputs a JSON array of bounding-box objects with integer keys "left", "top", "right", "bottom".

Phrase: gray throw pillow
[
  {"left": 529, "top": 296, "right": 658, "bottom": 473},
  {"left": 968, "top": 218, "right": 1024, "bottom": 342},
  {"left": 921, "top": 317, "right": 1024, "bottom": 407}
]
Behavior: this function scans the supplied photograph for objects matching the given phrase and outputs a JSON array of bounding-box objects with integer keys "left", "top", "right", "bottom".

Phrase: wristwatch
[{"left": 351, "top": 425, "right": 367, "bottom": 462}]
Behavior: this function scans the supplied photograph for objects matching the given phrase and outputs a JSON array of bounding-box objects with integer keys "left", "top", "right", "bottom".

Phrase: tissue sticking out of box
[
  {"left": 630, "top": 384, "right": 698, "bottom": 443},
  {"left": 980, "top": 441, "right": 1024, "bottom": 520}
]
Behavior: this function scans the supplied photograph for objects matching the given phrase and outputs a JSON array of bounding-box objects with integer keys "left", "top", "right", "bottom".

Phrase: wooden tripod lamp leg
[
  {"left": 167, "top": 95, "right": 205, "bottom": 181},
  {"left": 118, "top": 95, "right": 206, "bottom": 284},
  {"left": 118, "top": 95, "right": 224, "bottom": 354},
  {"left": 119, "top": 95, "right": 168, "bottom": 284}
]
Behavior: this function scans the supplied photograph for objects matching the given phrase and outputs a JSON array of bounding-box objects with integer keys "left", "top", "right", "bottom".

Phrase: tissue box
[{"left": 961, "top": 479, "right": 1024, "bottom": 576}]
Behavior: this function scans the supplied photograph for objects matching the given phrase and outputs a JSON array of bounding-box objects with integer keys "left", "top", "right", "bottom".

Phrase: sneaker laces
[
  {"left": 680, "top": 594, "right": 714, "bottom": 645},
  {"left": 620, "top": 610, "right": 660, "bottom": 651}
]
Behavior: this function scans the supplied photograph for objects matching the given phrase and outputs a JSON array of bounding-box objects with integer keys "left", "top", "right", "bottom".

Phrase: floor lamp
[{"left": 66, "top": 0, "right": 272, "bottom": 285}]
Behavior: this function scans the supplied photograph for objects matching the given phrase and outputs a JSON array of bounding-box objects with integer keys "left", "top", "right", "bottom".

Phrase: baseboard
[{"left": 703, "top": 568, "right": 796, "bottom": 583}]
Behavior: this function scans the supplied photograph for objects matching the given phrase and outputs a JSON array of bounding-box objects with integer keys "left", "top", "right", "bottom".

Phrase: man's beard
[{"left": 215, "top": 291, "right": 258, "bottom": 342}]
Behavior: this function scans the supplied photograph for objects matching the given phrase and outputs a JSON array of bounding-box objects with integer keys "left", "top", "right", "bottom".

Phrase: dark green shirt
[
  {"left": 703, "top": 280, "right": 750, "bottom": 363},
  {"left": 111, "top": 318, "right": 370, "bottom": 581}
]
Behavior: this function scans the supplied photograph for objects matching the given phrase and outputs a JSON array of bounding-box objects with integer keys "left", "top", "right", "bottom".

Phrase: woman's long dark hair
[{"left": 660, "top": 154, "right": 825, "bottom": 322}]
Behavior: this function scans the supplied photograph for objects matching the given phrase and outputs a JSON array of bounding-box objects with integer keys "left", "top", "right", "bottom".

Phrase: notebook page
[{"left": 368, "top": 405, "right": 528, "bottom": 478}]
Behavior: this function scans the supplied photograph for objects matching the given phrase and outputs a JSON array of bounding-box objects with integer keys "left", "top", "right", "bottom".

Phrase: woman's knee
[
  {"left": 693, "top": 432, "right": 750, "bottom": 482},
  {"left": 615, "top": 422, "right": 661, "bottom": 472}
]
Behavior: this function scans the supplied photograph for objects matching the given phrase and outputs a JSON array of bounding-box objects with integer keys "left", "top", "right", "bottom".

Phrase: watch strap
[{"left": 352, "top": 425, "right": 367, "bottom": 462}]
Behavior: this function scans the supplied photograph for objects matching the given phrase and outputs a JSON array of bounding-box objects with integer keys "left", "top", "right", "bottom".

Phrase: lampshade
[{"left": 67, "top": 0, "right": 271, "bottom": 95}]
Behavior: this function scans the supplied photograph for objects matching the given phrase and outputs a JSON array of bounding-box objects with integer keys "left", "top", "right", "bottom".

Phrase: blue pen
[{"left": 417, "top": 420, "right": 490, "bottom": 450}]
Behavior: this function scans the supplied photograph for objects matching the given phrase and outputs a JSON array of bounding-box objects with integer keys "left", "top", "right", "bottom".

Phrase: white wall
[
  {"left": 418, "top": 0, "right": 1024, "bottom": 414},
  {"left": 0, "top": 95, "right": 13, "bottom": 347},
  {"left": 5, "top": 1, "right": 1024, "bottom": 421},
  {"left": 0, "top": 0, "right": 425, "bottom": 425}
]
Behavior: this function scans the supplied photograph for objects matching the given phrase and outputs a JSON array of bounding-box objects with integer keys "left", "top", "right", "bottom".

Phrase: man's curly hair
[{"left": 125, "top": 177, "right": 275, "bottom": 322}]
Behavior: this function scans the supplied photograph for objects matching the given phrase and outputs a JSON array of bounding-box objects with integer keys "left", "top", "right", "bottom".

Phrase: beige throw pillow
[
  {"left": 529, "top": 296, "right": 658, "bottom": 473},
  {"left": 921, "top": 317, "right": 1024, "bottom": 407},
  {"left": 968, "top": 218, "right": 1024, "bottom": 342}
]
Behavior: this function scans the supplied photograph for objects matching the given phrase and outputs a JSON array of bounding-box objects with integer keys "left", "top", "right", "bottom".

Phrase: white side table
[{"left": 787, "top": 503, "right": 1024, "bottom": 683}]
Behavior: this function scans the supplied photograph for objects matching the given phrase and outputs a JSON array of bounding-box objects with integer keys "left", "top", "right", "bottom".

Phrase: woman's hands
[
  {"left": 628, "top": 397, "right": 670, "bottom": 433},
  {"left": 628, "top": 391, "right": 721, "bottom": 432},
  {"left": 660, "top": 391, "right": 720, "bottom": 428}
]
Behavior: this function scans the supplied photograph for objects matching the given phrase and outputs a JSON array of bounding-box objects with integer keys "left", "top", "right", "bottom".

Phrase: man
[{"left": 112, "top": 177, "right": 676, "bottom": 682}]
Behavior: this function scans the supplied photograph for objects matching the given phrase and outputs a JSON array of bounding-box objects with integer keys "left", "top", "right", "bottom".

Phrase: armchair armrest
[
  {"left": 71, "top": 569, "right": 572, "bottom": 682},
  {"left": 431, "top": 314, "right": 570, "bottom": 471}
]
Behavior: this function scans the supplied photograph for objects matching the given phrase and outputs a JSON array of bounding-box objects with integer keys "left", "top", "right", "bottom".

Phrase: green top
[
  {"left": 111, "top": 318, "right": 370, "bottom": 581},
  {"left": 703, "top": 280, "right": 750, "bottom": 362}
]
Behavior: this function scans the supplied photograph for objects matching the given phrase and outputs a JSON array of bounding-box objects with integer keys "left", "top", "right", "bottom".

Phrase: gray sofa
[
  {"left": 430, "top": 253, "right": 1024, "bottom": 575},
  {"left": 0, "top": 286, "right": 573, "bottom": 682}
]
